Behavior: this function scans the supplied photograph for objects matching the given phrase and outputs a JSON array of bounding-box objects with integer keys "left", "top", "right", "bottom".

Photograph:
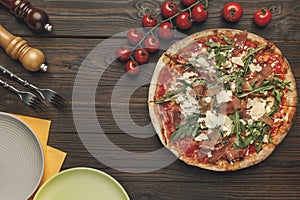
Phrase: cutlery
[
  {"left": 0, "top": 79, "right": 45, "bottom": 112},
  {"left": 0, "top": 65, "right": 68, "bottom": 109},
  {"left": 0, "top": 0, "right": 52, "bottom": 32},
  {"left": 0, "top": 25, "right": 47, "bottom": 72}
]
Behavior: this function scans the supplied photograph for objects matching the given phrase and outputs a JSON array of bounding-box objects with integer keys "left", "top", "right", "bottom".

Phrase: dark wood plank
[{"left": 0, "top": 0, "right": 299, "bottom": 40}]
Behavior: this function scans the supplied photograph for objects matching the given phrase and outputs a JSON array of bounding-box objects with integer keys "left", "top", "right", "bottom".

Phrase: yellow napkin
[
  {"left": 41, "top": 146, "right": 67, "bottom": 185},
  {"left": 15, "top": 115, "right": 50, "bottom": 155},
  {"left": 14, "top": 115, "right": 67, "bottom": 198}
]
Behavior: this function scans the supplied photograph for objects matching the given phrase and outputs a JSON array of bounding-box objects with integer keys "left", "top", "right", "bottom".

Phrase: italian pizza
[{"left": 148, "top": 29, "right": 297, "bottom": 171}]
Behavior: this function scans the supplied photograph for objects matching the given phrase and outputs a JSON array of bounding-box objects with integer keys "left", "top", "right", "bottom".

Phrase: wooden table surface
[{"left": 0, "top": 0, "right": 299, "bottom": 199}]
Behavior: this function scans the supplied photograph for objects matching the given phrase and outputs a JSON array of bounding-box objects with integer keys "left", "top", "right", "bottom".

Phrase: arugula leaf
[
  {"left": 219, "top": 45, "right": 234, "bottom": 51},
  {"left": 237, "top": 85, "right": 274, "bottom": 98},
  {"left": 268, "top": 89, "right": 282, "bottom": 116},
  {"left": 170, "top": 113, "right": 201, "bottom": 141},
  {"left": 178, "top": 79, "right": 192, "bottom": 87},
  {"left": 273, "top": 76, "right": 291, "bottom": 90},
  {"left": 193, "top": 79, "right": 206, "bottom": 87},
  {"left": 243, "top": 46, "right": 264, "bottom": 62},
  {"left": 215, "top": 53, "right": 226, "bottom": 68},
  {"left": 243, "top": 46, "right": 264, "bottom": 78},
  {"left": 247, "top": 121, "right": 271, "bottom": 152},
  {"left": 232, "top": 113, "right": 271, "bottom": 151},
  {"left": 223, "top": 36, "right": 232, "bottom": 45},
  {"left": 155, "top": 79, "right": 192, "bottom": 104},
  {"left": 205, "top": 42, "right": 221, "bottom": 48},
  {"left": 155, "top": 87, "right": 185, "bottom": 104},
  {"left": 231, "top": 111, "right": 247, "bottom": 149},
  {"left": 205, "top": 40, "right": 233, "bottom": 69},
  {"left": 235, "top": 70, "right": 245, "bottom": 93},
  {"left": 155, "top": 98, "right": 176, "bottom": 104}
]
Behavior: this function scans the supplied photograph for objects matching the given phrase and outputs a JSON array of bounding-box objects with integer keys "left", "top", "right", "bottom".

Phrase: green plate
[{"left": 34, "top": 167, "right": 130, "bottom": 200}]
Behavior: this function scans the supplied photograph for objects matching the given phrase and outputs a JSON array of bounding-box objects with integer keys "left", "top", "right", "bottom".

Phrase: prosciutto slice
[
  {"left": 248, "top": 63, "right": 273, "bottom": 86},
  {"left": 232, "top": 31, "right": 248, "bottom": 56}
]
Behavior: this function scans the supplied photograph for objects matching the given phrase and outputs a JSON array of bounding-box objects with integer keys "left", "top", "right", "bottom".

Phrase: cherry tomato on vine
[
  {"left": 192, "top": 4, "right": 208, "bottom": 22},
  {"left": 144, "top": 36, "right": 160, "bottom": 53},
  {"left": 126, "top": 60, "right": 140, "bottom": 75},
  {"left": 176, "top": 12, "right": 193, "bottom": 30},
  {"left": 181, "top": 0, "right": 197, "bottom": 7},
  {"left": 161, "top": 1, "right": 178, "bottom": 18},
  {"left": 158, "top": 22, "right": 174, "bottom": 40},
  {"left": 134, "top": 48, "right": 150, "bottom": 64},
  {"left": 116, "top": 46, "right": 131, "bottom": 61},
  {"left": 127, "top": 28, "right": 143, "bottom": 46},
  {"left": 253, "top": 8, "right": 272, "bottom": 27},
  {"left": 222, "top": 2, "right": 243, "bottom": 22},
  {"left": 142, "top": 14, "right": 158, "bottom": 28}
]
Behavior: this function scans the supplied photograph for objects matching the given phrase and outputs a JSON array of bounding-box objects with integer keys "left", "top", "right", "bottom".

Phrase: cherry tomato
[
  {"left": 134, "top": 48, "right": 149, "bottom": 64},
  {"left": 116, "top": 46, "right": 131, "bottom": 61},
  {"left": 192, "top": 4, "right": 208, "bottom": 22},
  {"left": 181, "top": 0, "right": 197, "bottom": 7},
  {"left": 158, "top": 22, "right": 174, "bottom": 40},
  {"left": 176, "top": 12, "right": 193, "bottom": 30},
  {"left": 142, "top": 14, "right": 158, "bottom": 28},
  {"left": 127, "top": 28, "right": 143, "bottom": 46},
  {"left": 126, "top": 60, "right": 140, "bottom": 75},
  {"left": 161, "top": 1, "right": 178, "bottom": 18},
  {"left": 222, "top": 2, "right": 243, "bottom": 22},
  {"left": 144, "top": 36, "right": 160, "bottom": 53},
  {"left": 254, "top": 8, "right": 272, "bottom": 27}
]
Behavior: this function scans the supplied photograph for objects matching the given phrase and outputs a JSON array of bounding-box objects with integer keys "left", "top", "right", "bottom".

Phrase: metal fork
[
  {"left": 0, "top": 65, "right": 68, "bottom": 109},
  {"left": 0, "top": 79, "right": 46, "bottom": 112}
]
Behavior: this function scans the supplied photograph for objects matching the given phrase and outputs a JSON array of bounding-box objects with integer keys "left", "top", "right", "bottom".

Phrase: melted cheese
[
  {"left": 195, "top": 133, "right": 209, "bottom": 141},
  {"left": 197, "top": 57, "right": 210, "bottom": 67},
  {"left": 183, "top": 71, "right": 198, "bottom": 79},
  {"left": 204, "top": 96, "right": 212, "bottom": 103},
  {"left": 247, "top": 97, "right": 267, "bottom": 120},
  {"left": 205, "top": 111, "right": 226, "bottom": 129},
  {"left": 263, "top": 134, "right": 269, "bottom": 143},
  {"left": 216, "top": 89, "right": 232, "bottom": 104},
  {"left": 231, "top": 56, "right": 244, "bottom": 67},
  {"left": 222, "top": 115, "right": 234, "bottom": 136},
  {"left": 175, "top": 84, "right": 199, "bottom": 117},
  {"left": 249, "top": 63, "right": 263, "bottom": 73}
]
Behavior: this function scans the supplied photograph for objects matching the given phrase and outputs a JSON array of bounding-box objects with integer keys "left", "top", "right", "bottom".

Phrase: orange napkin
[{"left": 14, "top": 115, "right": 67, "bottom": 198}]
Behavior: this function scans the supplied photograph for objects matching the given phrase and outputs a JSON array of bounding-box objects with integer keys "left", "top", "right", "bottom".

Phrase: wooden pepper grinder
[
  {"left": 0, "top": 25, "right": 47, "bottom": 72},
  {"left": 0, "top": 0, "right": 52, "bottom": 32}
]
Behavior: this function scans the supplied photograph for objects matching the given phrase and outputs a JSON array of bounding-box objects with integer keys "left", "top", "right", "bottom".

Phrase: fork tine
[
  {"left": 51, "top": 94, "right": 69, "bottom": 108},
  {"left": 29, "top": 97, "right": 47, "bottom": 112},
  {"left": 51, "top": 100, "right": 68, "bottom": 111},
  {"left": 54, "top": 93, "right": 68, "bottom": 104}
]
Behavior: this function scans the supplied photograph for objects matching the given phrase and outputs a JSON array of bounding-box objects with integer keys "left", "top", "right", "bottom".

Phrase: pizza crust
[
  {"left": 148, "top": 28, "right": 297, "bottom": 171},
  {"left": 283, "top": 60, "right": 298, "bottom": 107},
  {"left": 180, "top": 144, "right": 275, "bottom": 171},
  {"left": 272, "top": 106, "right": 296, "bottom": 145}
]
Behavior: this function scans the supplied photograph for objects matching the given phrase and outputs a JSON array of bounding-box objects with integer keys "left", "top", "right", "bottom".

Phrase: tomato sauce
[{"left": 184, "top": 142, "right": 199, "bottom": 159}]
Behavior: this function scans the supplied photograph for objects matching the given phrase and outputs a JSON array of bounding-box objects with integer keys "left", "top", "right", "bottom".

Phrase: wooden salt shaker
[
  {"left": 0, "top": 0, "right": 52, "bottom": 32},
  {"left": 0, "top": 25, "right": 47, "bottom": 72}
]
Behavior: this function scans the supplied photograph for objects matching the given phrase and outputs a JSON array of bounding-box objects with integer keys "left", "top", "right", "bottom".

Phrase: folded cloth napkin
[{"left": 14, "top": 115, "right": 67, "bottom": 199}]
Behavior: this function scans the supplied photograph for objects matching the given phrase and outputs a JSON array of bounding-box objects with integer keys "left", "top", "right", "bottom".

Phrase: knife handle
[
  {"left": 0, "top": 0, "right": 52, "bottom": 32},
  {"left": 0, "top": 25, "right": 48, "bottom": 72}
]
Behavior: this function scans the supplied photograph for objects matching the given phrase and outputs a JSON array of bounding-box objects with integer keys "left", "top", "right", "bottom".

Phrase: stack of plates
[{"left": 0, "top": 112, "right": 44, "bottom": 199}]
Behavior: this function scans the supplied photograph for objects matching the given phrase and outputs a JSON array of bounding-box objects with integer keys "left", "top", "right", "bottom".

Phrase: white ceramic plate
[
  {"left": 0, "top": 112, "right": 44, "bottom": 199},
  {"left": 34, "top": 167, "right": 130, "bottom": 200}
]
